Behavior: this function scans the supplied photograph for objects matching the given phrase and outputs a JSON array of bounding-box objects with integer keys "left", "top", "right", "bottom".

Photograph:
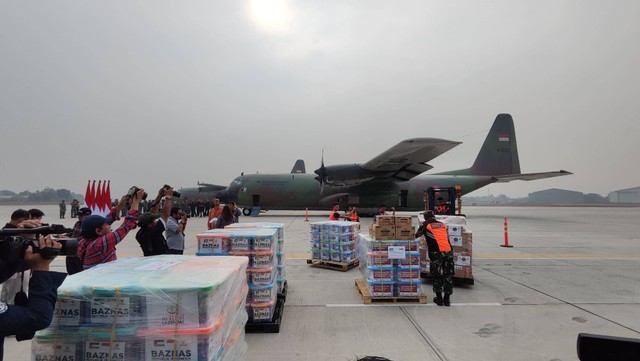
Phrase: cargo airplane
[{"left": 182, "top": 114, "right": 571, "bottom": 215}]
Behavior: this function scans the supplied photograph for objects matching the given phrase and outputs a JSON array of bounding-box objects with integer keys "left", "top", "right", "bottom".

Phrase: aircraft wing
[
  {"left": 362, "top": 138, "right": 461, "bottom": 180},
  {"left": 492, "top": 170, "right": 573, "bottom": 182},
  {"left": 317, "top": 138, "right": 462, "bottom": 188}
]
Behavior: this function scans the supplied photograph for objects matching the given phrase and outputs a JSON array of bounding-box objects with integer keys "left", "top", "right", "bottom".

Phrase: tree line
[{"left": 0, "top": 188, "right": 84, "bottom": 204}]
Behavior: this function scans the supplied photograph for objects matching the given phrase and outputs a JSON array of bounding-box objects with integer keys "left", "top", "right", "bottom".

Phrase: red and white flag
[
  {"left": 498, "top": 134, "right": 510, "bottom": 142},
  {"left": 83, "top": 179, "right": 112, "bottom": 217}
]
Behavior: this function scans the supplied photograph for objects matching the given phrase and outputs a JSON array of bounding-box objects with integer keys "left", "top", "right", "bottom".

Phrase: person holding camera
[
  {"left": 76, "top": 188, "right": 143, "bottom": 270},
  {"left": 1, "top": 210, "right": 43, "bottom": 304},
  {"left": 0, "top": 234, "right": 66, "bottom": 360},
  {"left": 165, "top": 205, "right": 188, "bottom": 255},
  {"left": 136, "top": 187, "right": 174, "bottom": 256}
]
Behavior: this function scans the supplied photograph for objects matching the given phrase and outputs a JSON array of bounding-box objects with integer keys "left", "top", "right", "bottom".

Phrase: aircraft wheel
[{"left": 242, "top": 208, "right": 252, "bottom": 216}]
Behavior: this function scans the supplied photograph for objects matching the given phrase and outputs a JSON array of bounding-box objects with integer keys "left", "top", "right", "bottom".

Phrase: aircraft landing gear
[{"left": 242, "top": 208, "right": 252, "bottom": 216}]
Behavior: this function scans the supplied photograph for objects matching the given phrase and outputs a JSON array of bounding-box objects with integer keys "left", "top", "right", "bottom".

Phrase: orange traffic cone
[{"left": 305, "top": 207, "right": 309, "bottom": 222}]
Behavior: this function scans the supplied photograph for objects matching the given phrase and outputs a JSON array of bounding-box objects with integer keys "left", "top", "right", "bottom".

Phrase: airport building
[
  {"left": 608, "top": 186, "right": 640, "bottom": 203},
  {"left": 528, "top": 188, "right": 584, "bottom": 204}
]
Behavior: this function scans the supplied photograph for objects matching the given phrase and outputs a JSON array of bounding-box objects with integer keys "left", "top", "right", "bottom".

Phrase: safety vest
[
  {"left": 426, "top": 222, "right": 451, "bottom": 252},
  {"left": 329, "top": 211, "right": 340, "bottom": 221},
  {"left": 350, "top": 212, "right": 359, "bottom": 222},
  {"left": 435, "top": 204, "right": 450, "bottom": 214}
]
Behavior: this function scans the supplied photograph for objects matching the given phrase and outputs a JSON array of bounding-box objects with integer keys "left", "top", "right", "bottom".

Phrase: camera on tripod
[{"left": 0, "top": 224, "right": 78, "bottom": 263}]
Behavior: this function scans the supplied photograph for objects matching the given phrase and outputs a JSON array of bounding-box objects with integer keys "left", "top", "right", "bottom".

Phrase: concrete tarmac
[{"left": 2, "top": 205, "right": 640, "bottom": 360}]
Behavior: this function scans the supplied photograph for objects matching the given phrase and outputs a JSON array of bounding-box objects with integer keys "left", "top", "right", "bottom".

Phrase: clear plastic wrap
[
  {"left": 360, "top": 233, "right": 424, "bottom": 298},
  {"left": 198, "top": 225, "right": 287, "bottom": 326},
  {"left": 309, "top": 221, "right": 360, "bottom": 263},
  {"left": 35, "top": 255, "right": 249, "bottom": 361}
]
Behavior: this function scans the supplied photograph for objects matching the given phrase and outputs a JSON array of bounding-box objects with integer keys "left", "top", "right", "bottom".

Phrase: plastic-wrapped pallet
[
  {"left": 309, "top": 221, "right": 360, "bottom": 264},
  {"left": 360, "top": 215, "right": 423, "bottom": 298},
  {"left": 33, "top": 255, "right": 249, "bottom": 361},
  {"left": 197, "top": 227, "right": 283, "bottom": 325},
  {"left": 223, "top": 222, "right": 287, "bottom": 294}
]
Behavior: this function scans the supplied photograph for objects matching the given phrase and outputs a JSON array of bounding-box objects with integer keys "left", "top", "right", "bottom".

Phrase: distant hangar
[{"left": 608, "top": 187, "right": 640, "bottom": 204}]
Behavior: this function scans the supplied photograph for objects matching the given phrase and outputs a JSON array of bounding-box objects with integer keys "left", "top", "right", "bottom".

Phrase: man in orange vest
[
  {"left": 348, "top": 206, "right": 359, "bottom": 222},
  {"left": 434, "top": 197, "right": 450, "bottom": 215},
  {"left": 207, "top": 198, "right": 223, "bottom": 230},
  {"left": 329, "top": 202, "right": 341, "bottom": 221},
  {"left": 415, "top": 211, "right": 454, "bottom": 306}
]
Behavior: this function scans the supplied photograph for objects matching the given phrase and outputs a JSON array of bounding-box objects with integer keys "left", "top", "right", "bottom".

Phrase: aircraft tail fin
[
  {"left": 291, "top": 159, "right": 306, "bottom": 174},
  {"left": 468, "top": 113, "right": 521, "bottom": 176}
]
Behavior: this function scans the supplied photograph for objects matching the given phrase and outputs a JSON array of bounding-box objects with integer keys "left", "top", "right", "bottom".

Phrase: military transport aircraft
[{"left": 184, "top": 114, "right": 571, "bottom": 215}]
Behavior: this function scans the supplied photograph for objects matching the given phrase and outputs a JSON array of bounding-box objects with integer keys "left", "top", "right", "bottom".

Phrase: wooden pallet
[
  {"left": 245, "top": 297, "right": 285, "bottom": 333},
  {"left": 355, "top": 279, "right": 428, "bottom": 304},
  {"left": 420, "top": 271, "right": 475, "bottom": 285},
  {"left": 307, "top": 258, "right": 359, "bottom": 272}
]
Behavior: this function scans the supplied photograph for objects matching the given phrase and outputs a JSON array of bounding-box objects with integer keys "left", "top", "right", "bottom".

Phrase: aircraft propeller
[{"left": 314, "top": 149, "right": 327, "bottom": 193}]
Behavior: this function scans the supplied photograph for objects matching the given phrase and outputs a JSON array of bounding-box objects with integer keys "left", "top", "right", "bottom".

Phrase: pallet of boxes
[
  {"left": 33, "top": 255, "right": 249, "bottom": 361},
  {"left": 418, "top": 214, "right": 474, "bottom": 285},
  {"left": 356, "top": 215, "right": 427, "bottom": 304},
  {"left": 196, "top": 226, "right": 286, "bottom": 333},
  {"left": 308, "top": 221, "right": 360, "bottom": 271}
]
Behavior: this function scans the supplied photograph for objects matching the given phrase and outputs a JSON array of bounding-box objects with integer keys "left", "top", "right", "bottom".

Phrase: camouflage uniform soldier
[
  {"left": 415, "top": 211, "right": 454, "bottom": 306},
  {"left": 59, "top": 200, "right": 66, "bottom": 219}
]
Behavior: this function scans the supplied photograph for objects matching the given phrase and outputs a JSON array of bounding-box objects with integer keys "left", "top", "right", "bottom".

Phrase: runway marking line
[{"left": 326, "top": 302, "right": 502, "bottom": 307}]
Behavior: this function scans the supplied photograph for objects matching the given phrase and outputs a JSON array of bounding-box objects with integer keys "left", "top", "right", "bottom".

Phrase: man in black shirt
[{"left": 135, "top": 187, "right": 174, "bottom": 256}]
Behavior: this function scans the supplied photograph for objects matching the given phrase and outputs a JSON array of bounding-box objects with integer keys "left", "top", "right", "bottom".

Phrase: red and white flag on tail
[
  {"left": 498, "top": 134, "right": 510, "bottom": 142},
  {"left": 83, "top": 180, "right": 112, "bottom": 217}
]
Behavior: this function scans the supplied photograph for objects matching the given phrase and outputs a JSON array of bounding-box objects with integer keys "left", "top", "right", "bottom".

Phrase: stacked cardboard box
[
  {"left": 33, "top": 256, "right": 249, "bottom": 361},
  {"left": 309, "top": 221, "right": 360, "bottom": 264},
  {"left": 418, "top": 215, "right": 474, "bottom": 282},
  {"left": 361, "top": 216, "right": 422, "bottom": 297},
  {"left": 197, "top": 228, "right": 281, "bottom": 324}
]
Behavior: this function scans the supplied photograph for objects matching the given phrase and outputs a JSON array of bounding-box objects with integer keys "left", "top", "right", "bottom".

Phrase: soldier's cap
[
  {"left": 81, "top": 215, "right": 112, "bottom": 238},
  {"left": 138, "top": 212, "right": 160, "bottom": 227},
  {"left": 77, "top": 207, "right": 92, "bottom": 217},
  {"left": 424, "top": 211, "right": 436, "bottom": 219}
]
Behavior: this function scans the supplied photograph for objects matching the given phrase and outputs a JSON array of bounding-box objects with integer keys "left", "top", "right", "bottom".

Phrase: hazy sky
[{"left": 1, "top": 0, "right": 638, "bottom": 198}]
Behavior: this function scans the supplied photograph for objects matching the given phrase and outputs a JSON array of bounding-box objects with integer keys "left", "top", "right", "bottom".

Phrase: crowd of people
[{"left": 0, "top": 185, "right": 248, "bottom": 356}]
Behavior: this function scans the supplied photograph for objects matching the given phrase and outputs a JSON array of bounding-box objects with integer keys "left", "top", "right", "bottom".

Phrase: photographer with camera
[
  {"left": 166, "top": 200, "right": 189, "bottom": 255},
  {"left": 136, "top": 186, "right": 176, "bottom": 256},
  {"left": 0, "top": 234, "right": 66, "bottom": 360},
  {"left": 76, "top": 187, "right": 143, "bottom": 270},
  {"left": 1, "top": 210, "right": 43, "bottom": 305}
]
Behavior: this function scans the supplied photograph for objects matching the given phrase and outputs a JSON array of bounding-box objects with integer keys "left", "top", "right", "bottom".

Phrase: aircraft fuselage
[{"left": 225, "top": 173, "right": 494, "bottom": 212}]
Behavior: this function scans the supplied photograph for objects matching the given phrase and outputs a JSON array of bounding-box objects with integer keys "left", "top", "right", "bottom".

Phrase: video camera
[
  {"left": 127, "top": 186, "right": 148, "bottom": 201},
  {"left": 163, "top": 184, "right": 181, "bottom": 198},
  {"left": 0, "top": 224, "right": 77, "bottom": 263}
]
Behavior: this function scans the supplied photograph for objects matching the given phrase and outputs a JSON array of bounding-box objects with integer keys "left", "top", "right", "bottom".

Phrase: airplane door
[
  {"left": 252, "top": 194, "right": 260, "bottom": 207},
  {"left": 399, "top": 190, "right": 408, "bottom": 208}
]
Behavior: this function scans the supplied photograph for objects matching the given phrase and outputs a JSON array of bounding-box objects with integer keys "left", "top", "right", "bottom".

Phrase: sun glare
[{"left": 248, "top": 0, "right": 291, "bottom": 32}]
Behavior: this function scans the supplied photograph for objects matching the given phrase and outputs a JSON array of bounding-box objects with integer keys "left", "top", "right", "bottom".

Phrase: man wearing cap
[
  {"left": 76, "top": 189, "right": 144, "bottom": 270},
  {"left": 70, "top": 207, "right": 92, "bottom": 239},
  {"left": 415, "top": 211, "right": 454, "bottom": 306},
  {"left": 135, "top": 187, "right": 173, "bottom": 256}
]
